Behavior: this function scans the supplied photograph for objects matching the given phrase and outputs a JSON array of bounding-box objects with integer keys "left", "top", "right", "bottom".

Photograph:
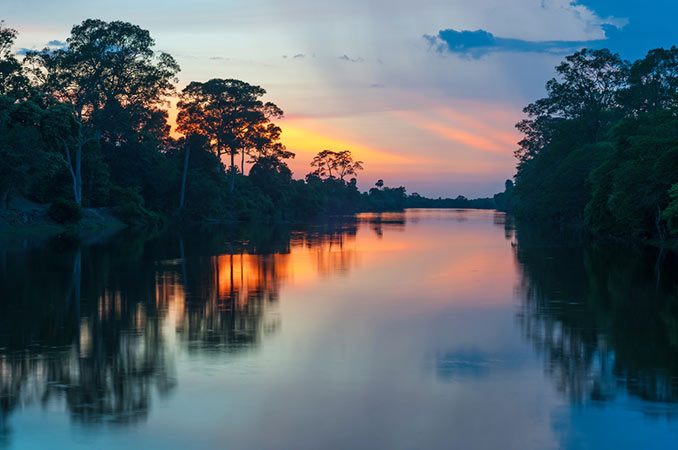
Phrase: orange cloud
[
  {"left": 279, "top": 117, "right": 427, "bottom": 176},
  {"left": 280, "top": 119, "right": 415, "bottom": 164},
  {"left": 437, "top": 108, "right": 519, "bottom": 149},
  {"left": 392, "top": 109, "right": 515, "bottom": 156}
]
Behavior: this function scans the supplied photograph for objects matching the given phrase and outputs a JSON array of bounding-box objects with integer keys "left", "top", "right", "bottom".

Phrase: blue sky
[{"left": 3, "top": 1, "right": 677, "bottom": 196}]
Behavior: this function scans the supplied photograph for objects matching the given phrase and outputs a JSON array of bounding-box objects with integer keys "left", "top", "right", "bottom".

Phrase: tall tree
[
  {"left": 176, "top": 79, "right": 284, "bottom": 192},
  {"left": 516, "top": 49, "right": 628, "bottom": 164},
  {"left": 25, "top": 19, "right": 179, "bottom": 204},
  {"left": 0, "top": 96, "right": 59, "bottom": 209},
  {"left": 310, "top": 150, "right": 363, "bottom": 181},
  {"left": 247, "top": 122, "right": 294, "bottom": 167},
  {"left": 0, "top": 21, "right": 28, "bottom": 98},
  {"left": 621, "top": 46, "right": 678, "bottom": 113}
]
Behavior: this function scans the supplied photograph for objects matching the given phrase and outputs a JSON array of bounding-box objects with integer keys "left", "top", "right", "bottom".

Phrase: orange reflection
[{"left": 216, "top": 253, "right": 291, "bottom": 309}]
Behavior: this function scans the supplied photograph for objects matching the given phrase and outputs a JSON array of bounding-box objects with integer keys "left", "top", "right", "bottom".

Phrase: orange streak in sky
[
  {"left": 437, "top": 108, "right": 519, "bottom": 149},
  {"left": 280, "top": 119, "right": 417, "bottom": 166},
  {"left": 393, "top": 110, "right": 514, "bottom": 156}
]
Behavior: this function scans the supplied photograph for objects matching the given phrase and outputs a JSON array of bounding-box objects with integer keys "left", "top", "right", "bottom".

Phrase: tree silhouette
[
  {"left": 0, "top": 21, "right": 28, "bottom": 99},
  {"left": 176, "top": 78, "right": 284, "bottom": 192},
  {"left": 25, "top": 19, "right": 179, "bottom": 204},
  {"left": 310, "top": 150, "right": 363, "bottom": 181}
]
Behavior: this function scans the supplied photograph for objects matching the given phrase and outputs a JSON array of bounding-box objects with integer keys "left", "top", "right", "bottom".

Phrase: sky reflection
[{"left": 1, "top": 210, "right": 677, "bottom": 449}]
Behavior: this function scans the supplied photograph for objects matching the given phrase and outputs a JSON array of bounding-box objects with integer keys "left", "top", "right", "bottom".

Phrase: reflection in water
[
  {"left": 512, "top": 222, "right": 678, "bottom": 415},
  {"left": 1, "top": 211, "right": 677, "bottom": 449},
  {"left": 0, "top": 218, "right": 397, "bottom": 443}
]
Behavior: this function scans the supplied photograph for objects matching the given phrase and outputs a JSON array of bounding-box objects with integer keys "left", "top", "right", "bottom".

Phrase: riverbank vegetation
[
  {"left": 504, "top": 47, "right": 678, "bottom": 242},
  {"left": 1, "top": 19, "right": 459, "bottom": 231}
]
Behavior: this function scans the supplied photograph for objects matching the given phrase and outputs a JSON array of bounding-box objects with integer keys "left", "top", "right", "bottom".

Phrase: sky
[{"left": 4, "top": 0, "right": 678, "bottom": 197}]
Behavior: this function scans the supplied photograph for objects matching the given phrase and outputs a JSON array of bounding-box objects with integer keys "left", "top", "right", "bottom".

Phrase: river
[{"left": 1, "top": 209, "right": 677, "bottom": 449}]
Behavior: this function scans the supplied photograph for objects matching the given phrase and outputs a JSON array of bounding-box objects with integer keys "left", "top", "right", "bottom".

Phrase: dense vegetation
[
  {"left": 502, "top": 47, "right": 678, "bottom": 241},
  {"left": 0, "top": 19, "right": 419, "bottom": 228},
  {"left": 406, "top": 192, "right": 494, "bottom": 209}
]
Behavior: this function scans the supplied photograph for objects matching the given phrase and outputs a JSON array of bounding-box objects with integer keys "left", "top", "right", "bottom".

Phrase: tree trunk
[
  {"left": 656, "top": 203, "right": 666, "bottom": 242},
  {"left": 229, "top": 150, "right": 236, "bottom": 193},
  {"left": 63, "top": 139, "right": 83, "bottom": 205},
  {"left": 179, "top": 144, "right": 191, "bottom": 211},
  {"left": 241, "top": 149, "right": 245, "bottom": 176},
  {"left": 75, "top": 142, "right": 82, "bottom": 205}
]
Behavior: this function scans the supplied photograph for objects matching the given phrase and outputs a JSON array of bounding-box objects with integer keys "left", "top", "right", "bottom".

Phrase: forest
[
  {"left": 0, "top": 19, "right": 418, "bottom": 230},
  {"left": 497, "top": 47, "right": 678, "bottom": 241}
]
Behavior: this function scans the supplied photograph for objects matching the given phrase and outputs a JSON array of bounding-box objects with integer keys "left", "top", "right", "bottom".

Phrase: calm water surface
[{"left": 1, "top": 209, "right": 677, "bottom": 449}]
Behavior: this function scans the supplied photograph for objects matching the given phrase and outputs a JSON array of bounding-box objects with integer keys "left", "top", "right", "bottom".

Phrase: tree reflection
[
  {"left": 514, "top": 223, "right": 678, "bottom": 413},
  {"left": 0, "top": 219, "right": 373, "bottom": 438}
]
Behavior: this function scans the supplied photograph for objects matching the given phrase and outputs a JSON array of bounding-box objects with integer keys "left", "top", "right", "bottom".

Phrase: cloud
[
  {"left": 424, "top": 27, "right": 612, "bottom": 58},
  {"left": 338, "top": 54, "right": 364, "bottom": 63},
  {"left": 16, "top": 38, "right": 67, "bottom": 56},
  {"left": 369, "top": 83, "right": 385, "bottom": 89}
]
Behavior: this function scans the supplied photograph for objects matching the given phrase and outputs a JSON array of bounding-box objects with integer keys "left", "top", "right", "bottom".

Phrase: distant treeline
[
  {"left": 498, "top": 48, "right": 678, "bottom": 241},
  {"left": 1, "top": 19, "right": 488, "bottom": 227},
  {"left": 406, "top": 193, "right": 495, "bottom": 209}
]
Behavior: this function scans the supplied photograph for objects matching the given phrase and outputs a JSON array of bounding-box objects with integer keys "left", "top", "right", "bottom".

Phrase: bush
[
  {"left": 663, "top": 184, "right": 678, "bottom": 235},
  {"left": 110, "top": 185, "right": 160, "bottom": 226},
  {"left": 48, "top": 199, "right": 82, "bottom": 224}
]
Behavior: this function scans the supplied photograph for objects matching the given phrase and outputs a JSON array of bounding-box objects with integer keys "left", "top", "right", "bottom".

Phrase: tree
[
  {"left": 309, "top": 150, "right": 336, "bottom": 179},
  {"left": 247, "top": 123, "right": 294, "bottom": 165},
  {"left": 0, "top": 96, "right": 61, "bottom": 209},
  {"left": 25, "top": 19, "right": 179, "bottom": 204},
  {"left": 176, "top": 78, "right": 284, "bottom": 192},
  {"left": 310, "top": 150, "right": 363, "bottom": 181},
  {"left": 663, "top": 183, "right": 678, "bottom": 235},
  {"left": 621, "top": 47, "right": 678, "bottom": 113},
  {"left": 0, "top": 21, "right": 28, "bottom": 98},
  {"left": 513, "top": 47, "right": 678, "bottom": 238},
  {"left": 493, "top": 179, "right": 514, "bottom": 212},
  {"left": 516, "top": 49, "right": 628, "bottom": 165},
  {"left": 333, "top": 150, "right": 364, "bottom": 180}
]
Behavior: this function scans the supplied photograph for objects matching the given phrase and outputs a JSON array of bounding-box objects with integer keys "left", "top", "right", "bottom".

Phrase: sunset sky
[{"left": 5, "top": 0, "right": 677, "bottom": 196}]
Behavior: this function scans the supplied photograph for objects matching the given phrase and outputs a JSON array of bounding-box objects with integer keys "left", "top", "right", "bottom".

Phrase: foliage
[
  {"left": 310, "top": 150, "right": 363, "bottom": 180},
  {"left": 176, "top": 78, "right": 287, "bottom": 192},
  {"left": 0, "top": 18, "right": 490, "bottom": 230},
  {"left": 0, "top": 21, "right": 28, "bottom": 98},
  {"left": 406, "top": 193, "right": 494, "bottom": 209},
  {"left": 48, "top": 198, "right": 82, "bottom": 223},
  {"left": 512, "top": 47, "right": 678, "bottom": 240},
  {"left": 663, "top": 184, "right": 678, "bottom": 234},
  {"left": 110, "top": 185, "right": 159, "bottom": 226},
  {"left": 493, "top": 180, "right": 514, "bottom": 212}
]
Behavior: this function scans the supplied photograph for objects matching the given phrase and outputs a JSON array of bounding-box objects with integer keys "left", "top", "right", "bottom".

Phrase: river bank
[{"left": 0, "top": 196, "right": 126, "bottom": 242}]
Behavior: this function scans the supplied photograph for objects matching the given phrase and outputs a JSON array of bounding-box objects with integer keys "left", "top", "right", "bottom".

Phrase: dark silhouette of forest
[
  {"left": 0, "top": 19, "right": 493, "bottom": 231},
  {"left": 496, "top": 48, "right": 678, "bottom": 242},
  {"left": 511, "top": 221, "right": 678, "bottom": 410}
]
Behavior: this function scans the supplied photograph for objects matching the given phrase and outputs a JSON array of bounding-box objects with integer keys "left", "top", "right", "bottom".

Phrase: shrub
[
  {"left": 110, "top": 185, "right": 160, "bottom": 226},
  {"left": 48, "top": 199, "right": 82, "bottom": 224}
]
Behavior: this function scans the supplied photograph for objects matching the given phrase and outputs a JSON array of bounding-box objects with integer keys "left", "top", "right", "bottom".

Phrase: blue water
[{"left": 1, "top": 209, "right": 677, "bottom": 449}]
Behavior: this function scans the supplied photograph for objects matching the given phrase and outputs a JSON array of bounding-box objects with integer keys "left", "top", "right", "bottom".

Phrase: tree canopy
[
  {"left": 510, "top": 46, "right": 678, "bottom": 240},
  {"left": 0, "top": 19, "right": 411, "bottom": 226}
]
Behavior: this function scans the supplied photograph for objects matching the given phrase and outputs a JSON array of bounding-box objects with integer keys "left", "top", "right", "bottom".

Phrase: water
[{"left": 1, "top": 209, "right": 677, "bottom": 450}]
